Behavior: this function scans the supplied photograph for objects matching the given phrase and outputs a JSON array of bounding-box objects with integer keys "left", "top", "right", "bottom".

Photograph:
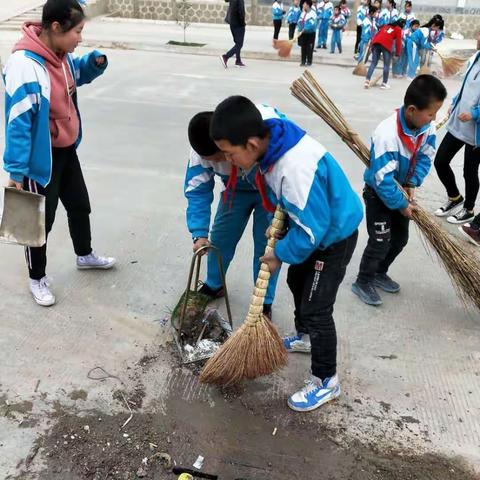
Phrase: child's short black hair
[
  {"left": 404, "top": 75, "right": 447, "bottom": 110},
  {"left": 405, "top": 0, "right": 412, "bottom": 7},
  {"left": 42, "top": 0, "right": 85, "bottom": 32},
  {"left": 304, "top": 0, "right": 313, "bottom": 7},
  {"left": 211, "top": 96, "right": 269, "bottom": 146},
  {"left": 410, "top": 19, "right": 420, "bottom": 27},
  {"left": 369, "top": 5, "right": 378, "bottom": 15},
  {"left": 188, "top": 112, "right": 219, "bottom": 156}
]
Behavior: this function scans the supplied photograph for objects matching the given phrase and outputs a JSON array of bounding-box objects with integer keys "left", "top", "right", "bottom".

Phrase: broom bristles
[
  {"left": 290, "top": 70, "right": 480, "bottom": 312},
  {"left": 274, "top": 39, "right": 294, "bottom": 58},
  {"left": 199, "top": 314, "right": 288, "bottom": 385},
  {"left": 353, "top": 41, "right": 370, "bottom": 76},
  {"left": 437, "top": 52, "right": 468, "bottom": 77}
]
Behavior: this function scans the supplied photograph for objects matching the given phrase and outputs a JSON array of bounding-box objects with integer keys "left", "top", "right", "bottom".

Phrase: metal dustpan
[
  {"left": 172, "top": 245, "right": 233, "bottom": 364},
  {"left": 0, "top": 188, "right": 46, "bottom": 247}
]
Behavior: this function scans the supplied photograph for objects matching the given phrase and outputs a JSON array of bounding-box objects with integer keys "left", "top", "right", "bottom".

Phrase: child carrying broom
[
  {"left": 352, "top": 75, "right": 447, "bottom": 306},
  {"left": 185, "top": 112, "right": 280, "bottom": 319},
  {"left": 210, "top": 96, "right": 363, "bottom": 412}
]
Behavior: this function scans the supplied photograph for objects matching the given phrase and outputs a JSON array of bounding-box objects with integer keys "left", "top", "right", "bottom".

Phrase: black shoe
[
  {"left": 434, "top": 196, "right": 464, "bottom": 217},
  {"left": 447, "top": 207, "right": 475, "bottom": 225},
  {"left": 198, "top": 284, "right": 225, "bottom": 300},
  {"left": 235, "top": 61, "right": 246, "bottom": 67},
  {"left": 374, "top": 273, "right": 400, "bottom": 293},
  {"left": 306, "top": 62, "right": 312, "bottom": 66},
  {"left": 220, "top": 54, "right": 228, "bottom": 69},
  {"left": 351, "top": 281, "right": 382, "bottom": 306},
  {"left": 300, "top": 62, "right": 306, "bottom": 66},
  {"left": 263, "top": 304, "right": 272, "bottom": 320}
]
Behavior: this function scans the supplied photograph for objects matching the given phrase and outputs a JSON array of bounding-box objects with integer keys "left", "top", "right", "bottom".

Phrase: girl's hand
[
  {"left": 95, "top": 55, "right": 106, "bottom": 66},
  {"left": 458, "top": 112, "right": 473, "bottom": 122},
  {"left": 7, "top": 179, "right": 23, "bottom": 190}
]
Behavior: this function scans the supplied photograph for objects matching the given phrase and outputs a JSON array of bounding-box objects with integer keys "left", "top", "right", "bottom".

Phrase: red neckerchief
[
  {"left": 255, "top": 168, "right": 276, "bottom": 213},
  {"left": 222, "top": 165, "right": 238, "bottom": 208},
  {"left": 396, "top": 109, "right": 426, "bottom": 185}
]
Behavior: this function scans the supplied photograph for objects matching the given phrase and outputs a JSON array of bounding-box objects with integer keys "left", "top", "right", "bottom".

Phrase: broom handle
[
  {"left": 361, "top": 40, "right": 370, "bottom": 65},
  {"left": 247, "top": 206, "right": 286, "bottom": 318}
]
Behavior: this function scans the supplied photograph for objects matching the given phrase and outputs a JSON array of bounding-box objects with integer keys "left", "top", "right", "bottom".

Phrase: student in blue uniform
[
  {"left": 317, "top": 0, "right": 333, "bottom": 49},
  {"left": 329, "top": 5, "right": 346, "bottom": 54},
  {"left": 399, "top": 0, "right": 416, "bottom": 30},
  {"left": 406, "top": 16, "right": 442, "bottom": 79},
  {"left": 393, "top": 18, "right": 419, "bottom": 78},
  {"left": 355, "top": 0, "right": 370, "bottom": 55},
  {"left": 185, "top": 112, "right": 280, "bottom": 318},
  {"left": 297, "top": 0, "right": 318, "bottom": 66},
  {"left": 272, "top": 0, "right": 286, "bottom": 40},
  {"left": 352, "top": 75, "right": 447, "bottom": 306},
  {"left": 287, "top": 0, "right": 301, "bottom": 40},
  {"left": 356, "top": 5, "right": 378, "bottom": 63},
  {"left": 210, "top": 95, "right": 363, "bottom": 412}
]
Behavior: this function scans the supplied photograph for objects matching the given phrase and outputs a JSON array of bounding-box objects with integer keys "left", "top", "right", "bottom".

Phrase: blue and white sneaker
[
  {"left": 283, "top": 333, "right": 311, "bottom": 353},
  {"left": 287, "top": 375, "right": 340, "bottom": 412}
]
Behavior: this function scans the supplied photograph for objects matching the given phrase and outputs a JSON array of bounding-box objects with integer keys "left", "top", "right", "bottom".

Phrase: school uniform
[
  {"left": 287, "top": 4, "right": 302, "bottom": 39},
  {"left": 255, "top": 105, "right": 362, "bottom": 384},
  {"left": 356, "top": 108, "right": 436, "bottom": 285},
  {"left": 317, "top": 1, "right": 333, "bottom": 48},
  {"left": 272, "top": 1, "right": 285, "bottom": 40},
  {"left": 297, "top": 9, "right": 317, "bottom": 65},
  {"left": 329, "top": 13, "right": 346, "bottom": 53}
]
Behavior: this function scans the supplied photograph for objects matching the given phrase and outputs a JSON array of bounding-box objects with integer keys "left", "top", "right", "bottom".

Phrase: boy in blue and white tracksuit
[
  {"left": 355, "top": 0, "right": 368, "bottom": 54},
  {"left": 272, "top": 0, "right": 285, "bottom": 40},
  {"left": 185, "top": 111, "right": 280, "bottom": 317},
  {"left": 352, "top": 75, "right": 447, "bottom": 307},
  {"left": 317, "top": 0, "right": 333, "bottom": 49},
  {"left": 329, "top": 6, "right": 346, "bottom": 54},
  {"left": 356, "top": 7, "right": 377, "bottom": 63},
  {"left": 406, "top": 26, "right": 433, "bottom": 79},
  {"left": 287, "top": 0, "right": 301, "bottom": 40},
  {"left": 210, "top": 96, "right": 363, "bottom": 412}
]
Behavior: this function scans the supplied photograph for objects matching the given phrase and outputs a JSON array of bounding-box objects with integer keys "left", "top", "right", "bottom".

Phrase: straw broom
[
  {"left": 273, "top": 32, "right": 302, "bottom": 58},
  {"left": 200, "top": 207, "right": 288, "bottom": 385},
  {"left": 353, "top": 41, "right": 370, "bottom": 76},
  {"left": 436, "top": 51, "right": 469, "bottom": 77},
  {"left": 290, "top": 70, "right": 480, "bottom": 311}
]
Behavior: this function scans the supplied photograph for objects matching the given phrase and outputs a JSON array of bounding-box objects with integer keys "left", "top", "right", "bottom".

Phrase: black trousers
[
  {"left": 288, "top": 22, "right": 297, "bottom": 40},
  {"left": 226, "top": 25, "right": 245, "bottom": 62},
  {"left": 273, "top": 19, "right": 282, "bottom": 40},
  {"left": 23, "top": 145, "right": 92, "bottom": 280},
  {"left": 434, "top": 131, "right": 480, "bottom": 211},
  {"left": 300, "top": 32, "right": 315, "bottom": 65},
  {"left": 357, "top": 186, "right": 409, "bottom": 285},
  {"left": 354, "top": 25, "right": 362, "bottom": 54},
  {"left": 286, "top": 231, "right": 358, "bottom": 380}
]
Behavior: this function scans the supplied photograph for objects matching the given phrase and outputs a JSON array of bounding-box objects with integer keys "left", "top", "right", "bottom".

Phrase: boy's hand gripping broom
[
  {"left": 291, "top": 70, "right": 480, "bottom": 312},
  {"left": 200, "top": 206, "right": 288, "bottom": 386}
]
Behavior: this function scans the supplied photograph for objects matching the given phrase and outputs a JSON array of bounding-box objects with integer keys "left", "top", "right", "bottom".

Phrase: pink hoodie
[{"left": 14, "top": 23, "right": 80, "bottom": 148}]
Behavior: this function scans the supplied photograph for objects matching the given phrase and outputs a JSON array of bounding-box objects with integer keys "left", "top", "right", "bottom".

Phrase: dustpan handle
[{"left": 246, "top": 205, "right": 286, "bottom": 319}]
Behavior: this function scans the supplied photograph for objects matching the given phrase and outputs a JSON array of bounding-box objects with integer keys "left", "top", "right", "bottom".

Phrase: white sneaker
[
  {"left": 364, "top": 80, "right": 370, "bottom": 89},
  {"left": 283, "top": 333, "right": 311, "bottom": 353},
  {"left": 77, "top": 251, "right": 116, "bottom": 270},
  {"left": 380, "top": 82, "right": 391, "bottom": 90},
  {"left": 288, "top": 375, "right": 340, "bottom": 412},
  {"left": 30, "top": 276, "right": 56, "bottom": 307}
]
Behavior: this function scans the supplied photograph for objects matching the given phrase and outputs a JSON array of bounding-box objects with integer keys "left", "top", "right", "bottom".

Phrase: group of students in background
[
  {"left": 356, "top": 0, "right": 445, "bottom": 88},
  {"left": 273, "top": 0, "right": 445, "bottom": 76},
  {"left": 272, "top": 0, "right": 351, "bottom": 63}
]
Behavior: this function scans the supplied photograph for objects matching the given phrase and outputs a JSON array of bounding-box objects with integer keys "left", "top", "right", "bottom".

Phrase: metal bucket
[{"left": 0, "top": 188, "right": 46, "bottom": 247}]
